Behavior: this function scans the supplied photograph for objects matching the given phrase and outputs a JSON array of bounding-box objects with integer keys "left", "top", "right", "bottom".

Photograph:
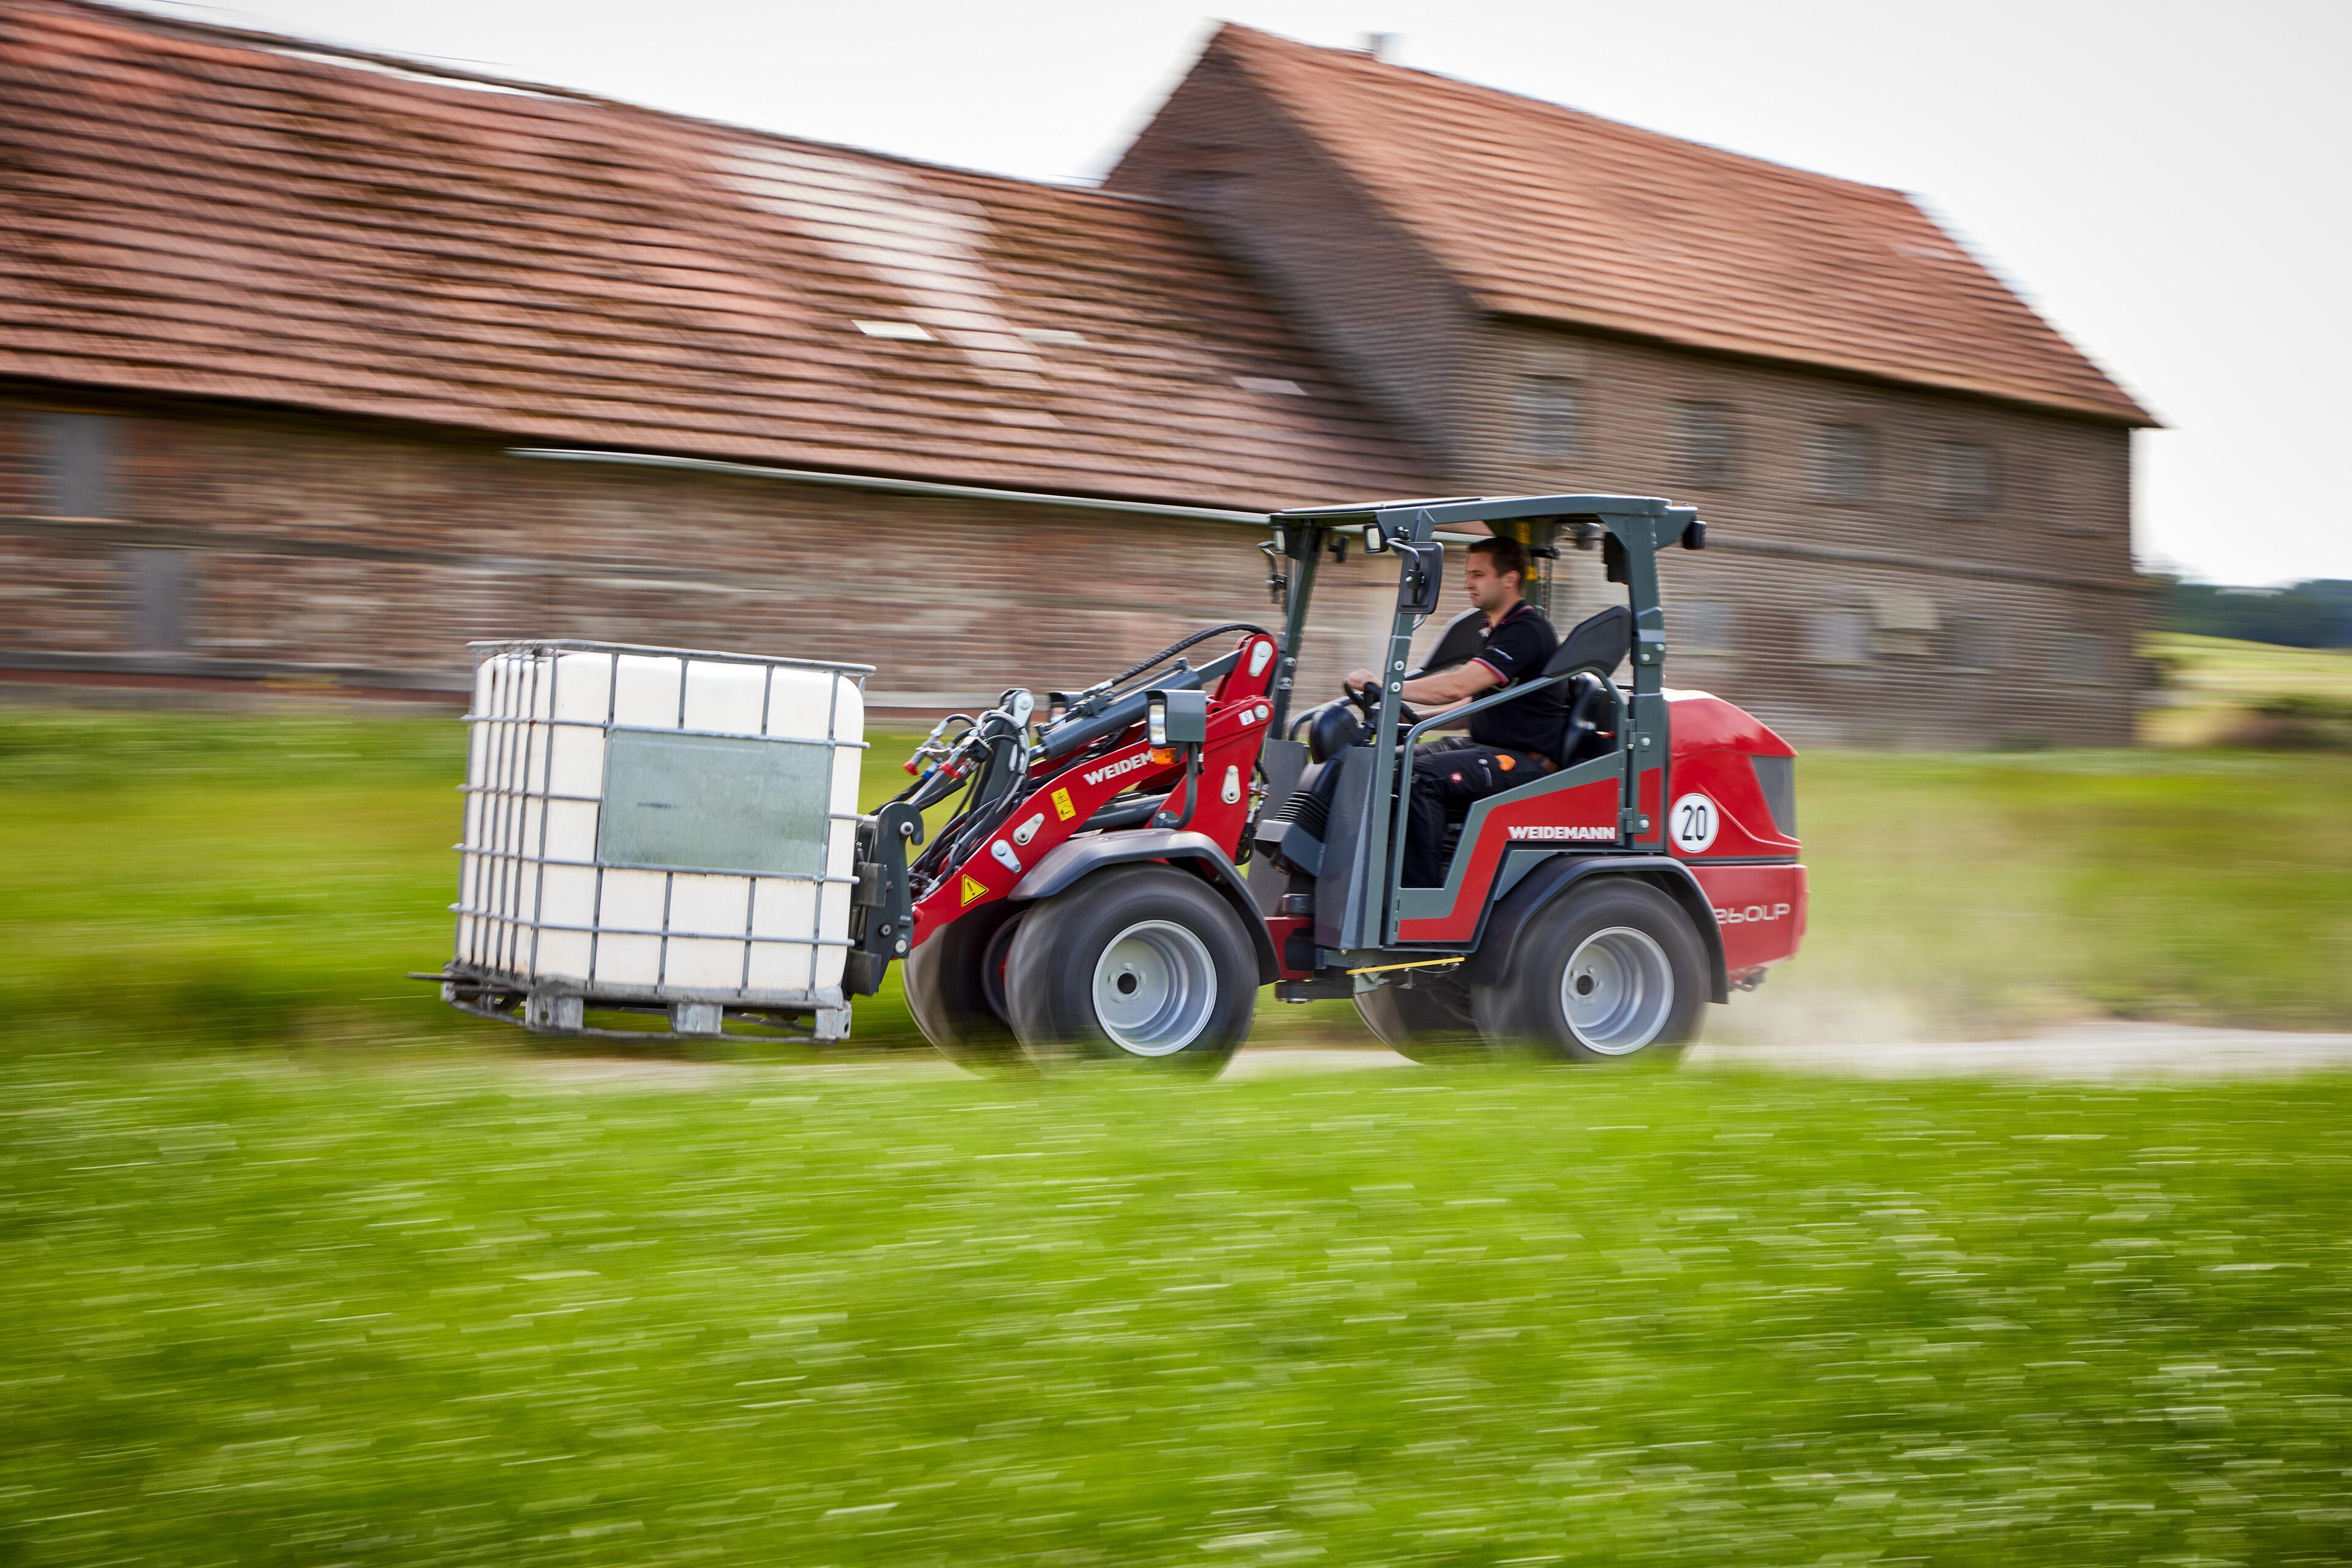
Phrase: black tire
[
  {"left": 1470, "top": 879, "right": 1706, "bottom": 1063},
  {"left": 1354, "top": 974, "right": 1490, "bottom": 1064},
  {"left": 902, "top": 902, "right": 1031, "bottom": 1074},
  {"left": 1002, "top": 865, "right": 1256, "bottom": 1073}
]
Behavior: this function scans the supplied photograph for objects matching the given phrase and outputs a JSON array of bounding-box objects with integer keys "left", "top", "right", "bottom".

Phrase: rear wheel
[
  {"left": 1471, "top": 880, "right": 1706, "bottom": 1062},
  {"left": 902, "top": 902, "right": 1030, "bottom": 1074},
  {"left": 1355, "top": 974, "right": 1490, "bottom": 1063},
  {"left": 1003, "top": 865, "right": 1256, "bottom": 1073}
]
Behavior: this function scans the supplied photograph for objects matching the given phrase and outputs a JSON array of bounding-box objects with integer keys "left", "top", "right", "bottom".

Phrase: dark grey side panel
[
  {"left": 1313, "top": 747, "right": 1376, "bottom": 951},
  {"left": 1248, "top": 737, "right": 1310, "bottom": 916},
  {"left": 1750, "top": 755, "right": 1797, "bottom": 838}
]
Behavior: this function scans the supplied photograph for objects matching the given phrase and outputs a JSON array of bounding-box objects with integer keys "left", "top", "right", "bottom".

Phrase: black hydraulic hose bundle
[
  {"left": 1102, "top": 623, "right": 1275, "bottom": 689},
  {"left": 1035, "top": 624, "right": 1276, "bottom": 765}
]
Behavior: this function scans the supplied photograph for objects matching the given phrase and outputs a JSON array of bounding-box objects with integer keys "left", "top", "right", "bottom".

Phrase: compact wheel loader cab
[{"left": 437, "top": 494, "right": 1805, "bottom": 1072}]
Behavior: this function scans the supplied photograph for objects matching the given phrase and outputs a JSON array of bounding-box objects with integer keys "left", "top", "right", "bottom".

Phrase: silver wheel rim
[
  {"left": 1091, "top": 919, "right": 1217, "bottom": 1057},
  {"left": 1559, "top": 925, "right": 1673, "bottom": 1055}
]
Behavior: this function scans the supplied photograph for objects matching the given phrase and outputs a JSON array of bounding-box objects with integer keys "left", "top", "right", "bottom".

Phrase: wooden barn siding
[
  {"left": 0, "top": 390, "right": 1401, "bottom": 712},
  {"left": 1111, "top": 69, "right": 2141, "bottom": 749},
  {"left": 1457, "top": 322, "right": 2142, "bottom": 748}
]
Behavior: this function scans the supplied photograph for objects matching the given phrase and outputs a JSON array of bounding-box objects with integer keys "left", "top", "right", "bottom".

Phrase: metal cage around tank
[{"left": 448, "top": 639, "right": 873, "bottom": 1039}]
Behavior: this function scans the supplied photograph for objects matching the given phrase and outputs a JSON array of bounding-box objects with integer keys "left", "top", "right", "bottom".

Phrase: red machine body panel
[
  {"left": 1395, "top": 775, "right": 1620, "bottom": 943},
  {"left": 1664, "top": 689, "right": 1804, "bottom": 972},
  {"left": 1661, "top": 690, "right": 1799, "bottom": 862},
  {"left": 1688, "top": 862, "right": 1808, "bottom": 974}
]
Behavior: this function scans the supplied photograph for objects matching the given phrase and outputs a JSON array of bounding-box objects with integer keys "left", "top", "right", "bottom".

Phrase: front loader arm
[{"left": 908, "top": 633, "right": 1280, "bottom": 947}]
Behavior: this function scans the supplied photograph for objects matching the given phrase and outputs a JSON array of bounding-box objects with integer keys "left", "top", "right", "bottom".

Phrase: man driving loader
[{"left": 1345, "top": 535, "right": 1569, "bottom": 888}]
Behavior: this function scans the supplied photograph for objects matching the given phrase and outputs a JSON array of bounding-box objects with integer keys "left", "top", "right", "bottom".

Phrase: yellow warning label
[
  {"left": 1051, "top": 787, "right": 1077, "bottom": 821},
  {"left": 959, "top": 874, "right": 989, "bottom": 906}
]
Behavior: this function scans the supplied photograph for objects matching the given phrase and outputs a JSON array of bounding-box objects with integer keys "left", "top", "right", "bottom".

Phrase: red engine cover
[{"left": 1665, "top": 690, "right": 1804, "bottom": 974}]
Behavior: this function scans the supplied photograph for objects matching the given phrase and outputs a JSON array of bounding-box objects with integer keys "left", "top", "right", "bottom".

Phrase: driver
[{"left": 1346, "top": 536, "right": 1567, "bottom": 888}]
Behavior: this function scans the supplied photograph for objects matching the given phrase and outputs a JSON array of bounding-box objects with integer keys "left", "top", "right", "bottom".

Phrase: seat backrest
[
  {"left": 1542, "top": 603, "right": 1633, "bottom": 679},
  {"left": 1410, "top": 608, "right": 1488, "bottom": 678}
]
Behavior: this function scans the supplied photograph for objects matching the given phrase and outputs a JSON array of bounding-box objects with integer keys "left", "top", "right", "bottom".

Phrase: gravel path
[
  {"left": 1683, "top": 1019, "right": 2352, "bottom": 1080},
  {"left": 507, "top": 1020, "right": 2352, "bottom": 1088},
  {"left": 1234, "top": 1023, "right": 2352, "bottom": 1080}
]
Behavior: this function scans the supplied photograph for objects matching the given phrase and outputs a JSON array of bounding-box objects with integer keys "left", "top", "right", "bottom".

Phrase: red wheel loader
[{"left": 850, "top": 492, "right": 1807, "bottom": 1073}]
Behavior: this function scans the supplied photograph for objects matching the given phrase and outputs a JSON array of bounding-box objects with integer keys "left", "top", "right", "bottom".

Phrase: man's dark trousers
[{"left": 1401, "top": 737, "right": 1552, "bottom": 889}]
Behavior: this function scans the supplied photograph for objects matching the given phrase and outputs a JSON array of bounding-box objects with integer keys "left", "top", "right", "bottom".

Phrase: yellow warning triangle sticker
[{"left": 959, "top": 874, "right": 989, "bottom": 906}]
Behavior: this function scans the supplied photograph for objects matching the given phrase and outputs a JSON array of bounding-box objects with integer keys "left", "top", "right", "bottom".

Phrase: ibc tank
[{"left": 451, "top": 641, "right": 870, "bottom": 1028}]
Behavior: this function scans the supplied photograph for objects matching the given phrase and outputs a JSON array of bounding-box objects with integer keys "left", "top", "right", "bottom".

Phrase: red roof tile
[
  {"left": 0, "top": 0, "right": 1432, "bottom": 509},
  {"left": 1203, "top": 24, "right": 2150, "bottom": 425}
]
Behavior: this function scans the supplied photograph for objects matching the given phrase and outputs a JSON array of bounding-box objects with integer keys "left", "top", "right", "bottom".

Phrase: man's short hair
[{"left": 1468, "top": 535, "right": 1529, "bottom": 586}]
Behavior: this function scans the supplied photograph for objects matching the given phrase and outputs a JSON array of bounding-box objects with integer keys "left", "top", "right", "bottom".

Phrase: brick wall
[
  {"left": 1455, "top": 322, "right": 2141, "bottom": 747},
  {"left": 0, "top": 388, "right": 1403, "bottom": 718},
  {"left": 1113, "top": 51, "right": 2142, "bottom": 749}
]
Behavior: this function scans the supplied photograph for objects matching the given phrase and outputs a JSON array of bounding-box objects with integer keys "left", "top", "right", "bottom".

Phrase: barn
[{"left": 0, "top": 1, "right": 2150, "bottom": 743}]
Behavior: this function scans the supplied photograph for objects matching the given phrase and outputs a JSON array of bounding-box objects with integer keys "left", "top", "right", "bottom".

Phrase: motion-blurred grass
[
  {"left": 1, "top": 703, "right": 2348, "bottom": 1050},
  {"left": 2143, "top": 632, "right": 2352, "bottom": 747},
  {"left": 4, "top": 1056, "right": 2349, "bottom": 1565}
]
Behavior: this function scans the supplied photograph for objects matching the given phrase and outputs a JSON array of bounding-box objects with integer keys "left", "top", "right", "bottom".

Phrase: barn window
[
  {"left": 1673, "top": 401, "right": 1739, "bottom": 488},
  {"left": 1806, "top": 607, "right": 1871, "bottom": 665},
  {"left": 1948, "top": 616, "right": 2000, "bottom": 671},
  {"left": 1809, "top": 422, "right": 1876, "bottom": 501},
  {"left": 1932, "top": 440, "right": 2000, "bottom": 516},
  {"left": 1677, "top": 598, "right": 1736, "bottom": 654},
  {"left": 2049, "top": 631, "right": 2107, "bottom": 684},
  {"left": 123, "top": 548, "right": 191, "bottom": 653},
  {"left": 38, "top": 410, "right": 119, "bottom": 517},
  {"left": 1517, "top": 376, "right": 1581, "bottom": 460},
  {"left": 1870, "top": 590, "right": 1940, "bottom": 658}
]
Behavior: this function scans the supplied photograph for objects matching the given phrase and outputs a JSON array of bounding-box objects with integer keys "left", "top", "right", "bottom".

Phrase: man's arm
[{"left": 1344, "top": 661, "right": 1501, "bottom": 707}]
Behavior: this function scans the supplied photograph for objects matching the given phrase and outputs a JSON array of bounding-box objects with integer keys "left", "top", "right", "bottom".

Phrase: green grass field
[
  {"left": 2, "top": 703, "right": 2348, "bottom": 1052},
  {"left": 6, "top": 1056, "right": 2350, "bottom": 1566},
  {"left": 6, "top": 701, "right": 2352, "bottom": 1563},
  {"left": 2144, "top": 632, "right": 2352, "bottom": 747}
]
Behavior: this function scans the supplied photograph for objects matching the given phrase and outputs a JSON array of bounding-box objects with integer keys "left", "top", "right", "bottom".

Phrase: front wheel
[
  {"left": 1001, "top": 865, "right": 1256, "bottom": 1072},
  {"left": 1471, "top": 880, "right": 1706, "bottom": 1062},
  {"left": 902, "top": 902, "right": 1030, "bottom": 1074}
]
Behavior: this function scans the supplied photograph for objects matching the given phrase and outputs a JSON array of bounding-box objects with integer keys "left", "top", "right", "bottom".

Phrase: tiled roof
[
  {"left": 0, "top": 0, "right": 1431, "bottom": 510},
  {"left": 1203, "top": 25, "right": 2152, "bottom": 425}
]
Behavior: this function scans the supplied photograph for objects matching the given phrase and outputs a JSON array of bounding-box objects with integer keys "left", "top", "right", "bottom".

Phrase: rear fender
[
  {"left": 1009, "top": 829, "right": 1280, "bottom": 986},
  {"left": 1458, "top": 854, "right": 1728, "bottom": 1003}
]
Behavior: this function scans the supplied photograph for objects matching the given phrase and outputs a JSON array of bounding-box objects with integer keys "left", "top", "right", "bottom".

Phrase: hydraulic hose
[
  {"left": 1036, "top": 626, "right": 1276, "bottom": 764},
  {"left": 1105, "top": 622, "right": 1275, "bottom": 688}
]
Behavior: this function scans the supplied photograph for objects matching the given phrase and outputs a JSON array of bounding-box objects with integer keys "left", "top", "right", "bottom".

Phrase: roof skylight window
[{"left": 854, "top": 320, "right": 935, "bottom": 341}]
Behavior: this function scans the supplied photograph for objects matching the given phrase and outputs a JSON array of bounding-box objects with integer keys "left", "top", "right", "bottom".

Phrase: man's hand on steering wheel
[{"left": 1343, "top": 669, "right": 1424, "bottom": 728}]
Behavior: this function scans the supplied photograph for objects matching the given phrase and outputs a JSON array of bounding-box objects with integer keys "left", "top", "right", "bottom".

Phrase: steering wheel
[{"left": 1347, "top": 679, "right": 1424, "bottom": 729}]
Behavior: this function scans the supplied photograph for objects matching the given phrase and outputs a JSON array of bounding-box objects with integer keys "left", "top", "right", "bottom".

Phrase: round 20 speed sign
[{"left": 1668, "top": 793, "right": 1719, "bottom": 855}]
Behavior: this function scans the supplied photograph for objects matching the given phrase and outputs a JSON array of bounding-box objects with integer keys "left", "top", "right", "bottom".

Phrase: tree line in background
[{"left": 2155, "top": 576, "right": 2352, "bottom": 649}]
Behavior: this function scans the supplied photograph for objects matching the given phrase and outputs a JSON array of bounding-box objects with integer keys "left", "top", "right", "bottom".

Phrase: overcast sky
[{"left": 127, "top": 0, "right": 2351, "bottom": 584}]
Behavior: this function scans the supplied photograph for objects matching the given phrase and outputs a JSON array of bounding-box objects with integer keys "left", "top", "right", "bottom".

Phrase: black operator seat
[
  {"left": 1408, "top": 608, "right": 1490, "bottom": 680},
  {"left": 1544, "top": 605, "right": 1634, "bottom": 767}
]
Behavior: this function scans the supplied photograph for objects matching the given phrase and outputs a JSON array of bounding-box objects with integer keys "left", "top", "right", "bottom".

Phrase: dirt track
[
  {"left": 1223, "top": 1022, "right": 2352, "bottom": 1081},
  {"left": 517, "top": 1022, "right": 2352, "bottom": 1090}
]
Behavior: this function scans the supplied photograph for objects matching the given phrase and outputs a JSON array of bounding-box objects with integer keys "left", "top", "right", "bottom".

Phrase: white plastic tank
[{"left": 453, "top": 641, "right": 869, "bottom": 1017}]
